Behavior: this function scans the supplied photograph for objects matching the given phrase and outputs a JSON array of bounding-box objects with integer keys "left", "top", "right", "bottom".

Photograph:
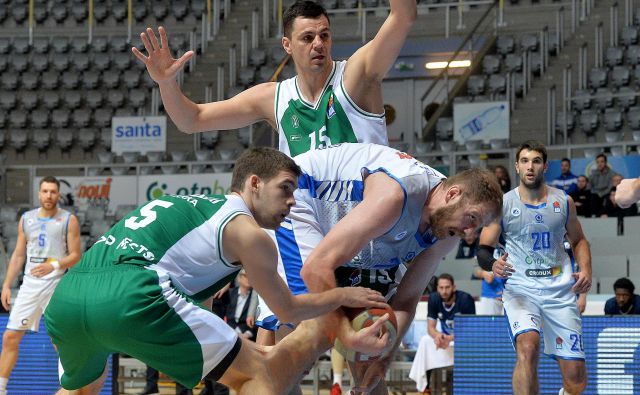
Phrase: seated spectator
[
  {"left": 456, "top": 231, "right": 479, "bottom": 259},
  {"left": 472, "top": 265, "right": 505, "bottom": 315},
  {"left": 570, "top": 175, "right": 596, "bottom": 217},
  {"left": 604, "top": 278, "right": 640, "bottom": 315},
  {"left": 590, "top": 153, "right": 619, "bottom": 215},
  {"left": 493, "top": 165, "right": 511, "bottom": 194},
  {"left": 550, "top": 158, "right": 578, "bottom": 195},
  {"left": 409, "top": 274, "right": 475, "bottom": 394},
  {"left": 225, "top": 269, "right": 258, "bottom": 340}
]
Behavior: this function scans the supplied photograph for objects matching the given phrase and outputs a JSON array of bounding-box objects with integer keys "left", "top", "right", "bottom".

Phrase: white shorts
[
  {"left": 503, "top": 285, "right": 584, "bottom": 360},
  {"left": 7, "top": 275, "right": 61, "bottom": 332},
  {"left": 477, "top": 296, "right": 504, "bottom": 315}
]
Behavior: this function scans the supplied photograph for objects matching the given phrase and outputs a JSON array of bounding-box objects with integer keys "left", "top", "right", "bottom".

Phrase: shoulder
[
  {"left": 457, "top": 290, "right": 474, "bottom": 303},
  {"left": 428, "top": 292, "right": 440, "bottom": 304}
]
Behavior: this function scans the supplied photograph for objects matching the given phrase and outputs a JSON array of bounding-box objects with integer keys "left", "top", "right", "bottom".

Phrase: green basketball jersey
[
  {"left": 275, "top": 60, "right": 388, "bottom": 157},
  {"left": 75, "top": 194, "right": 252, "bottom": 301}
]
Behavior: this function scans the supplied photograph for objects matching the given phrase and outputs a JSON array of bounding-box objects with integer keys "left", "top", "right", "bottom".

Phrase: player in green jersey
[{"left": 44, "top": 147, "right": 390, "bottom": 395}]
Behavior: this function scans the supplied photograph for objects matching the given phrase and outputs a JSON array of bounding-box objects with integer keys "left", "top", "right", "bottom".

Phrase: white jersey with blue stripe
[
  {"left": 292, "top": 143, "right": 445, "bottom": 270},
  {"left": 501, "top": 186, "right": 575, "bottom": 291}
]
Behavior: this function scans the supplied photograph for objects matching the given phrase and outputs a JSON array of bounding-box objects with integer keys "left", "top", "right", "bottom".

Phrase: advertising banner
[
  {"left": 453, "top": 101, "right": 509, "bottom": 144},
  {"left": 34, "top": 176, "right": 137, "bottom": 215},
  {"left": 111, "top": 116, "right": 167, "bottom": 154},
  {"left": 137, "top": 173, "right": 233, "bottom": 203}
]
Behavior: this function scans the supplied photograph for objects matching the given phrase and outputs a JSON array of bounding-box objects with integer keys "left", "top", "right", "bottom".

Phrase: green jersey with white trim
[
  {"left": 275, "top": 60, "right": 388, "bottom": 157},
  {"left": 74, "top": 194, "right": 251, "bottom": 301}
]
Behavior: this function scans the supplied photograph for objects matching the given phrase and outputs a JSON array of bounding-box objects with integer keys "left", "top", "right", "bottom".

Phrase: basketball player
[
  {"left": 44, "top": 148, "right": 390, "bottom": 395},
  {"left": 0, "top": 176, "right": 81, "bottom": 395},
  {"left": 286, "top": 143, "right": 503, "bottom": 394},
  {"left": 478, "top": 141, "right": 592, "bottom": 395}
]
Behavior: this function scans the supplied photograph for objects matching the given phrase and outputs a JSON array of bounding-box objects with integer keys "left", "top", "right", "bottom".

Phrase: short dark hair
[
  {"left": 516, "top": 140, "right": 547, "bottom": 163},
  {"left": 613, "top": 277, "right": 635, "bottom": 293},
  {"left": 561, "top": 158, "right": 571, "bottom": 164},
  {"left": 39, "top": 176, "right": 60, "bottom": 190},
  {"left": 437, "top": 273, "right": 455, "bottom": 286},
  {"left": 230, "top": 147, "right": 301, "bottom": 193},
  {"left": 283, "top": 0, "right": 330, "bottom": 38},
  {"left": 596, "top": 153, "right": 607, "bottom": 163},
  {"left": 578, "top": 175, "right": 589, "bottom": 182},
  {"left": 443, "top": 168, "right": 504, "bottom": 223}
]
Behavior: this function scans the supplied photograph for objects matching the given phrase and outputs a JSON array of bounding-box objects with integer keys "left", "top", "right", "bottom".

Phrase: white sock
[
  {"left": 0, "top": 377, "right": 7, "bottom": 393},
  {"left": 333, "top": 372, "right": 343, "bottom": 386},
  {"left": 559, "top": 388, "right": 574, "bottom": 395}
]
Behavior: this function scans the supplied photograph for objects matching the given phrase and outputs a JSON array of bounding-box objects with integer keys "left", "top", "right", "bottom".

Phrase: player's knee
[
  {"left": 2, "top": 330, "right": 23, "bottom": 348},
  {"left": 563, "top": 368, "right": 587, "bottom": 394},
  {"left": 516, "top": 339, "right": 539, "bottom": 361}
]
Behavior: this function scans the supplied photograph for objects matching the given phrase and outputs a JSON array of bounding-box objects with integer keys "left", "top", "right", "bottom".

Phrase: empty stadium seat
[
  {"left": 605, "top": 46, "right": 623, "bottom": 67},
  {"left": 591, "top": 255, "right": 627, "bottom": 279},
  {"left": 496, "top": 35, "right": 515, "bottom": 55},
  {"left": 19, "top": 90, "right": 39, "bottom": 110},
  {"left": 603, "top": 108, "right": 623, "bottom": 131},
  {"left": 55, "top": 129, "right": 74, "bottom": 151},
  {"left": 579, "top": 110, "right": 599, "bottom": 136}
]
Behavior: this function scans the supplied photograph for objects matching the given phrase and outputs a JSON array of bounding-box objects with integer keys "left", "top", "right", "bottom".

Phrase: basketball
[{"left": 333, "top": 306, "right": 398, "bottom": 363}]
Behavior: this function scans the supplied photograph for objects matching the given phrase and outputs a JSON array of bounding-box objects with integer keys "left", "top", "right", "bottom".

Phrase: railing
[{"left": 419, "top": 1, "right": 500, "bottom": 141}]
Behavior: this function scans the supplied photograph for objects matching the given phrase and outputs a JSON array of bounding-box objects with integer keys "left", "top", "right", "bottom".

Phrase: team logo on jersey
[
  {"left": 553, "top": 201, "right": 561, "bottom": 213},
  {"left": 349, "top": 268, "right": 362, "bottom": 286},
  {"left": 511, "top": 208, "right": 521, "bottom": 217},
  {"left": 21, "top": 318, "right": 29, "bottom": 326},
  {"left": 535, "top": 214, "right": 544, "bottom": 223},
  {"left": 513, "top": 321, "right": 520, "bottom": 330},
  {"left": 291, "top": 114, "right": 299, "bottom": 128},
  {"left": 394, "top": 231, "right": 408, "bottom": 240},
  {"left": 556, "top": 336, "right": 564, "bottom": 349},
  {"left": 327, "top": 94, "right": 336, "bottom": 119}
]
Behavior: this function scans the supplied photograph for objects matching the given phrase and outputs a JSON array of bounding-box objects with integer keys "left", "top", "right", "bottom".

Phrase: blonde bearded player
[{"left": 0, "top": 176, "right": 81, "bottom": 395}]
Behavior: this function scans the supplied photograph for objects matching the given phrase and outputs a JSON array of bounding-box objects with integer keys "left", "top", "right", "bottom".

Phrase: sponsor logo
[
  {"left": 145, "top": 181, "right": 229, "bottom": 201},
  {"left": 115, "top": 123, "right": 162, "bottom": 138},
  {"left": 513, "top": 321, "right": 520, "bottom": 330},
  {"left": 525, "top": 255, "right": 549, "bottom": 265},
  {"left": 535, "top": 214, "right": 544, "bottom": 223},
  {"left": 511, "top": 208, "right": 521, "bottom": 217},
  {"left": 327, "top": 94, "right": 336, "bottom": 119},
  {"left": 349, "top": 268, "right": 362, "bottom": 286},
  {"left": 394, "top": 231, "right": 408, "bottom": 240},
  {"left": 290, "top": 134, "right": 302, "bottom": 141},
  {"left": 556, "top": 336, "right": 563, "bottom": 350},
  {"left": 21, "top": 318, "right": 29, "bottom": 326},
  {"left": 525, "top": 267, "right": 562, "bottom": 277}
]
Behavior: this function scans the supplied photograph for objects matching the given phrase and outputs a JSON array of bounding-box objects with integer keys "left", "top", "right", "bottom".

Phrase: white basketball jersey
[
  {"left": 501, "top": 186, "right": 575, "bottom": 291},
  {"left": 22, "top": 208, "right": 71, "bottom": 280},
  {"left": 275, "top": 60, "right": 388, "bottom": 157},
  {"left": 293, "top": 143, "right": 445, "bottom": 269}
]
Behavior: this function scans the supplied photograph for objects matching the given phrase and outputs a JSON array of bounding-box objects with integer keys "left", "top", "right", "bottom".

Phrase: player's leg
[
  {"left": 503, "top": 287, "right": 543, "bottom": 395},
  {"left": 542, "top": 290, "right": 587, "bottom": 395},
  {"left": 0, "top": 330, "right": 25, "bottom": 379},
  {"left": 331, "top": 347, "right": 348, "bottom": 395},
  {"left": 256, "top": 327, "right": 276, "bottom": 346}
]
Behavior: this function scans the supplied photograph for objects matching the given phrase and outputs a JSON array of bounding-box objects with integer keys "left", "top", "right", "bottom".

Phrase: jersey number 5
[{"left": 125, "top": 200, "right": 174, "bottom": 230}]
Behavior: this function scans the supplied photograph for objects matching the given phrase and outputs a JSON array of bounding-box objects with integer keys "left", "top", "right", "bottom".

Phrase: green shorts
[{"left": 44, "top": 264, "right": 240, "bottom": 390}]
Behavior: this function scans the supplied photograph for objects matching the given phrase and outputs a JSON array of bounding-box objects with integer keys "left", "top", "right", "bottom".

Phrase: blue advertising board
[{"left": 454, "top": 316, "right": 640, "bottom": 394}]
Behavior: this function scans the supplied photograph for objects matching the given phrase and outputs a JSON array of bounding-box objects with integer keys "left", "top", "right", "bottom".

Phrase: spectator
[
  {"left": 493, "top": 165, "right": 511, "bottom": 194},
  {"left": 409, "top": 274, "right": 475, "bottom": 394},
  {"left": 456, "top": 231, "right": 479, "bottom": 259},
  {"left": 612, "top": 173, "right": 623, "bottom": 188},
  {"left": 601, "top": 187, "right": 639, "bottom": 218},
  {"left": 225, "top": 270, "right": 258, "bottom": 341},
  {"left": 604, "top": 278, "right": 640, "bottom": 315},
  {"left": 550, "top": 158, "right": 578, "bottom": 195},
  {"left": 570, "top": 175, "right": 596, "bottom": 217},
  {"left": 590, "top": 153, "right": 618, "bottom": 215}
]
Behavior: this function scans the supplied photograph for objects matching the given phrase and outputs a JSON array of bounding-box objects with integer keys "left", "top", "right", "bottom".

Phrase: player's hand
[
  {"left": 615, "top": 178, "right": 640, "bottom": 208},
  {"left": 30, "top": 261, "right": 55, "bottom": 277},
  {"left": 482, "top": 271, "right": 495, "bottom": 283},
  {"left": 344, "top": 313, "right": 391, "bottom": 356},
  {"left": 350, "top": 358, "right": 391, "bottom": 395},
  {"left": 213, "top": 283, "right": 230, "bottom": 299},
  {"left": 492, "top": 253, "right": 513, "bottom": 278},
  {"left": 132, "top": 26, "right": 194, "bottom": 84},
  {"left": 572, "top": 271, "right": 592, "bottom": 294},
  {"left": 246, "top": 316, "right": 255, "bottom": 328},
  {"left": 1, "top": 287, "right": 11, "bottom": 310},
  {"left": 577, "top": 293, "right": 587, "bottom": 314},
  {"left": 339, "top": 287, "right": 388, "bottom": 309}
]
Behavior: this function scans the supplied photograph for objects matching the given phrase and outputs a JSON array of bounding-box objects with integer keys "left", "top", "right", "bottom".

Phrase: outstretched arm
[
  {"left": 223, "top": 216, "right": 387, "bottom": 324},
  {"left": 132, "top": 26, "right": 276, "bottom": 133},
  {"left": 566, "top": 196, "right": 592, "bottom": 294},
  {"left": 616, "top": 178, "right": 640, "bottom": 208},
  {"left": 342, "top": 0, "right": 417, "bottom": 112}
]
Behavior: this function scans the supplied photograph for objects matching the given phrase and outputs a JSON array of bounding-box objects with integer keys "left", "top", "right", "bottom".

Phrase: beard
[
  {"left": 520, "top": 174, "right": 544, "bottom": 189},
  {"left": 430, "top": 198, "right": 465, "bottom": 239}
]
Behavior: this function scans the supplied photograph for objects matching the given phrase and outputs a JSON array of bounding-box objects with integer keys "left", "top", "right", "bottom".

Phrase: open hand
[{"left": 132, "top": 26, "right": 194, "bottom": 84}]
